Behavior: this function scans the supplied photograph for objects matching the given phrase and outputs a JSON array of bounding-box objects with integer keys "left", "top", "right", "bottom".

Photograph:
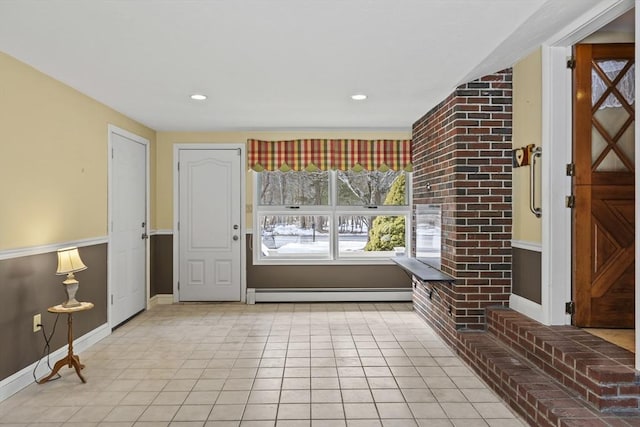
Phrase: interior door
[
  {"left": 110, "top": 129, "right": 147, "bottom": 327},
  {"left": 178, "top": 149, "right": 241, "bottom": 301},
  {"left": 573, "top": 43, "right": 635, "bottom": 327}
]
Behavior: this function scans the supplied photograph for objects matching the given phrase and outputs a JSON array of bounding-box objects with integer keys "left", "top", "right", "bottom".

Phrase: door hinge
[
  {"left": 177, "top": 221, "right": 180, "bottom": 231},
  {"left": 565, "top": 301, "right": 575, "bottom": 315},
  {"left": 111, "top": 148, "right": 114, "bottom": 159},
  {"left": 177, "top": 281, "right": 180, "bottom": 290},
  {"left": 566, "top": 163, "right": 575, "bottom": 176},
  {"left": 177, "top": 161, "right": 180, "bottom": 171},
  {"left": 111, "top": 294, "right": 114, "bottom": 305},
  {"left": 566, "top": 57, "right": 576, "bottom": 69},
  {"left": 565, "top": 195, "right": 576, "bottom": 208}
]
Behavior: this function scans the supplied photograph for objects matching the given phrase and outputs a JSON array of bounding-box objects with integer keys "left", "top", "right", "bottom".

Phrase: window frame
[{"left": 253, "top": 170, "right": 412, "bottom": 265}]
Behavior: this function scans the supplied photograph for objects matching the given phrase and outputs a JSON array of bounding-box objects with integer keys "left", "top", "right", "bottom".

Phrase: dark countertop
[{"left": 392, "top": 257, "right": 455, "bottom": 282}]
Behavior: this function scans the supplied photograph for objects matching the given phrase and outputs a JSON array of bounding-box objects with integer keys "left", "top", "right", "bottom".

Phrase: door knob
[
  {"left": 141, "top": 233, "right": 149, "bottom": 240},
  {"left": 233, "top": 235, "right": 239, "bottom": 241}
]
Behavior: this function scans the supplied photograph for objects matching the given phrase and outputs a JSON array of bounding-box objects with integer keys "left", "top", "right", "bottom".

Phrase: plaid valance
[{"left": 248, "top": 139, "right": 412, "bottom": 172}]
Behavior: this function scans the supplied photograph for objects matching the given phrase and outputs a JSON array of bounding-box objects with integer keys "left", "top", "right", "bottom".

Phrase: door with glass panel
[{"left": 573, "top": 43, "right": 634, "bottom": 327}]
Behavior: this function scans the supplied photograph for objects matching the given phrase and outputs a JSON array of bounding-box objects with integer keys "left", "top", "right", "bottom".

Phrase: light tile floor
[{"left": 0, "top": 302, "right": 527, "bottom": 427}]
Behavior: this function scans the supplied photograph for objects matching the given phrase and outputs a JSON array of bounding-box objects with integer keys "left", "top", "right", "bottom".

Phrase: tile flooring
[{"left": 0, "top": 302, "right": 526, "bottom": 426}]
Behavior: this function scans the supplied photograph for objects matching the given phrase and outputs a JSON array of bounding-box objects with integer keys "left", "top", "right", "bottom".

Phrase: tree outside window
[{"left": 255, "top": 170, "right": 410, "bottom": 263}]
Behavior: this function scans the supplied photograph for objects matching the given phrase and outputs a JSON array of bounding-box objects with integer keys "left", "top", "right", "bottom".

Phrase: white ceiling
[{"left": 0, "top": 0, "right": 620, "bottom": 131}]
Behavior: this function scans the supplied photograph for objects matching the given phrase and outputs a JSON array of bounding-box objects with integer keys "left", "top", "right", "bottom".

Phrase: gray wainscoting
[
  {"left": 0, "top": 244, "right": 107, "bottom": 382},
  {"left": 246, "top": 235, "right": 411, "bottom": 289},
  {"left": 512, "top": 245, "right": 541, "bottom": 304},
  {"left": 150, "top": 234, "right": 173, "bottom": 296}
]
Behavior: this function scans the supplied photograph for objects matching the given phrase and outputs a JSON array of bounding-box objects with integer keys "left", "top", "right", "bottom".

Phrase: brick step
[
  {"left": 458, "top": 331, "right": 640, "bottom": 426},
  {"left": 459, "top": 331, "right": 593, "bottom": 426},
  {"left": 485, "top": 307, "right": 640, "bottom": 413}
]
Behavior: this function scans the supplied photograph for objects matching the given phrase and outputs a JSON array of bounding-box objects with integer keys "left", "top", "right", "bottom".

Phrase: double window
[{"left": 254, "top": 169, "right": 411, "bottom": 264}]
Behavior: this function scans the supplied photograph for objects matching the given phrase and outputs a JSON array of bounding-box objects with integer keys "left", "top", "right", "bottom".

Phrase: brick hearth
[{"left": 410, "top": 69, "right": 640, "bottom": 426}]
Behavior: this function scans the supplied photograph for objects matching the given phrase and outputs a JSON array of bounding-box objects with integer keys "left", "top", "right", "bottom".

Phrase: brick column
[{"left": 412, "top": 70, "right": 512, "bottom": 344}]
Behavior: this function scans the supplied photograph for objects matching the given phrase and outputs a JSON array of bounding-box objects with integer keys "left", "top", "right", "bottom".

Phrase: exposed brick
[
  {"left": 408, "top": 69, "right": 633, "bottom": 424},
  {"left": 412, "top": 69, "right": 512, "bottom": 336}
]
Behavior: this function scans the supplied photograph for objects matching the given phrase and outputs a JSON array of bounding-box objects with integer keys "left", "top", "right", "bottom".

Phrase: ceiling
[{"left": 0, "top": 0, "right": 624, "bottom": 131}]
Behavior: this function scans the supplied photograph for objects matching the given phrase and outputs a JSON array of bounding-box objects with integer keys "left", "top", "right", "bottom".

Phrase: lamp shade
[{"left": 56, "top": 247, "right": 87, "bottom": 275}]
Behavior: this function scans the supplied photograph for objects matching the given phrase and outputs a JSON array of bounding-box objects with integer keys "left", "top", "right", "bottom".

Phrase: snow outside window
[{"left": 254, "top": 170, "right": 411, "bottom": 264}]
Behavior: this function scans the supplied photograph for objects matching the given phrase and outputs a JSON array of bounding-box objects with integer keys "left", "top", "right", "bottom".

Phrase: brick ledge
[{"left": 458, "top": 330, "right": 640, "bottom": 426}]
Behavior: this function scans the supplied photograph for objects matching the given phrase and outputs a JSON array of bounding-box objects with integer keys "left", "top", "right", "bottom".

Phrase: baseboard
[
  {"left": 252, "top": 288, "right": 413, "bottom": 303},
  {"left": 149, "top": 294, "right": 174, "bottom": 307},
  {"left": 0, "top": 323, "right": 111, "bottom": 402}
]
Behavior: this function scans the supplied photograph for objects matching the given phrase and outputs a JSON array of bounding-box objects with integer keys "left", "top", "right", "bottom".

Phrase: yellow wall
[
  {"left": 0, "top": 52, "right": 155, "bottom": 250},
  {"left": 580, "top": 31, "right": 634, "bottom": 44},
  {"left": 511, "top": 31, "right": 634, "bottom": 245},
  {"left": 156, "top": 130, "right": 412, "bottom": 230},
  {"left": 512, "top": 48, "right": 542, "bottom": 244}
]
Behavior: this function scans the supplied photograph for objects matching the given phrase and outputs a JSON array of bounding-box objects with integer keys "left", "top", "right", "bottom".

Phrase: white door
[
  {"left": 110, "top": 128, "right": 147, "bottom": 326},
  {"left": 178, "top": 149, "right": 242, "bottom": 301}
]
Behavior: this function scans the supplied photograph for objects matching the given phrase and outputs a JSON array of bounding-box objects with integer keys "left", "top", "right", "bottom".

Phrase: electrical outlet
[{"left": 33, "top": 314, "right": 41, "bottom": 333}]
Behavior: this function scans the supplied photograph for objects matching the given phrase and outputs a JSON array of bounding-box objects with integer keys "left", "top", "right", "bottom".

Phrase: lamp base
[
  {"left": 62, "top": 299, "right": 81, "bottom": 308},
  {"left": 62, "top": 280, "right": 81, "bottom": 308}
]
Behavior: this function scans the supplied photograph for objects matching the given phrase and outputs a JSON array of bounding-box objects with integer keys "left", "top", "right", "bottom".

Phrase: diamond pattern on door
[
  {"left": 590, "top": 59, "right": 635, "bottom": 173},
  {"left": 573, "top": 43, "right": 635, "bottom": 328}
]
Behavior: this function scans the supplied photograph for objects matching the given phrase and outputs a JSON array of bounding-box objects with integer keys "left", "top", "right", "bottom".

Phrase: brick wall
[{"left": 412, "top": 70, "right": 513, "bottom": 340}]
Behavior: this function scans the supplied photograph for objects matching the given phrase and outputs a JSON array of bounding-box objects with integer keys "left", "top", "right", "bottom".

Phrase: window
[
  {"left": 259, "top": 170, "right": 329, "bottom": 206},
  {"left": 255, "top": 170, "right": 411, "bottom": 263},
  {"left": 415, "top": 204, "right": 442, "bottom": 268},
  {"left": 249, "top": 138, "right": 412, "bottom": 264}
]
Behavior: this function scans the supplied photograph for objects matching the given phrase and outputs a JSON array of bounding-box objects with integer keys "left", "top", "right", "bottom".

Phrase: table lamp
[{"left": 56, "top": 247, "right": 87, "bottom": 308}]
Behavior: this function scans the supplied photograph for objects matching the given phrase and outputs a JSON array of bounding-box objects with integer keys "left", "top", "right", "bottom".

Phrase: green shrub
[{"left": 365, "top": 174, "right": 405, "bottom": 251}]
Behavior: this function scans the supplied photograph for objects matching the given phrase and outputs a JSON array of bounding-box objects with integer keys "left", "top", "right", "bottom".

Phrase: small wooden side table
[{"left": 38, "top": 301, "right": 94, "bottom": 384}]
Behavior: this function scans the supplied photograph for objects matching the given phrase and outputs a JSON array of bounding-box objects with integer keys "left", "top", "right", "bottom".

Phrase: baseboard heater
[{"left": 248, "top": 287, "right": 413, "bottom": 303}]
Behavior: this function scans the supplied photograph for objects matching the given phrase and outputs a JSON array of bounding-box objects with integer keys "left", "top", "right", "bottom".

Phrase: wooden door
[
  {"left": 573, "top": 44, "right": 635, "bottom": 327},
  {"left": 178, "top": 149, "right": 242, "bottom": 301}
]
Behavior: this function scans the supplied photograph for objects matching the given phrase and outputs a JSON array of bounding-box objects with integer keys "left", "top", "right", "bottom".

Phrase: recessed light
[
  {"left": 351, "top": 94, "right": 367, "bottom": 101},
  {"left": 190, "top": 94, "right": 207, "bottom": 101}
]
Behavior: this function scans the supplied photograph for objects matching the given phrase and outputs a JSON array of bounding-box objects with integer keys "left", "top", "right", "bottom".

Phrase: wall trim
[
  {"left": 0, "top": 237, "right": 108, "bottom": 261},
  {"left": 251, "top": 287, "right": 412, "bottom": 303},
  {"left": 0, "top": 322, "right": 110, "bottom": 402},
  {"left": 509, "top": 293, "right": 544, "bottom": 324},
  {"left": 540, "top": 44, "right": 574, "bottom": 327},
  {"left": 150, "top": 229, "right": 173, "bottom": 236},
  {"left": 511, "top": 240, "right": 542, "bottom": 252},
  {"left": 149, "top": 294, "right": 174, "bottom": 307}
]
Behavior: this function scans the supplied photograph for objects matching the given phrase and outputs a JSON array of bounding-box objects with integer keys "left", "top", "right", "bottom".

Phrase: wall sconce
[{"left": 56, "top": 247, "right": 87, "bottom": 308}]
